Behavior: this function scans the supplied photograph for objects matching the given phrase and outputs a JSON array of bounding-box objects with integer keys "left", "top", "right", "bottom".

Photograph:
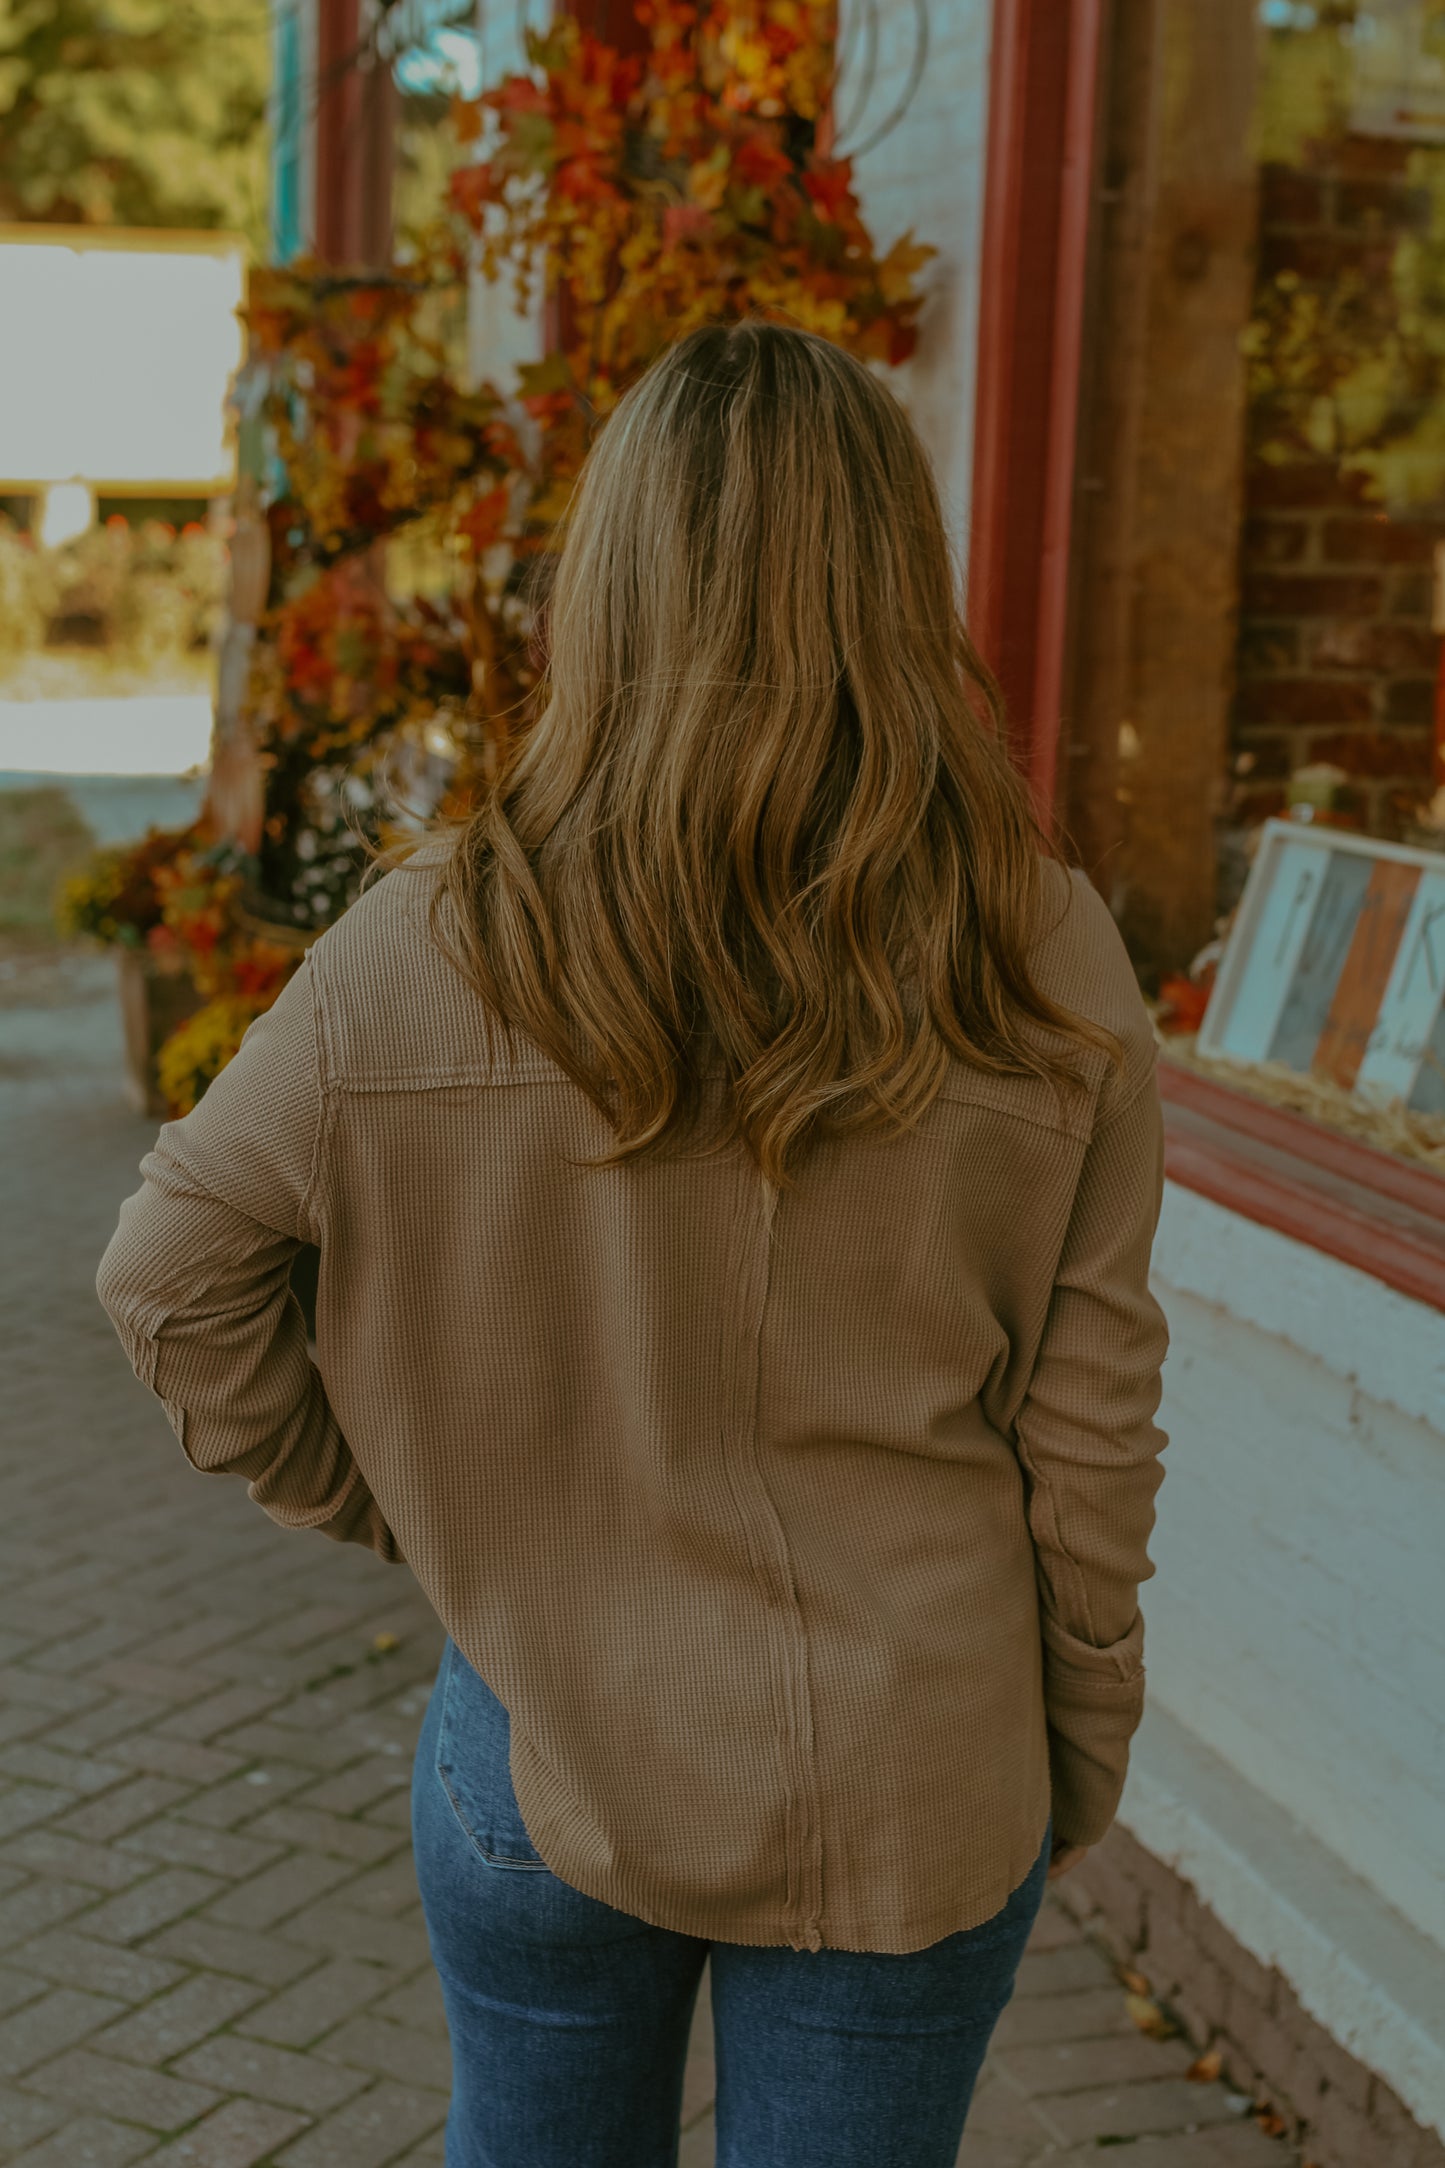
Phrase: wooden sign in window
[{"left": 1196, "top": 819, "right": 1445, "bottom": 1114}]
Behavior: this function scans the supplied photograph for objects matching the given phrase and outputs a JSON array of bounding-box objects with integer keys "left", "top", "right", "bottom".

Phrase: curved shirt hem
[{"left": 509, "top": 1728, "right": 1054, "bottom": 1956}]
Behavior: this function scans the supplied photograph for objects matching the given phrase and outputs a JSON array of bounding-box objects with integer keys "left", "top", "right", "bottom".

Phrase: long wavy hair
[{"left": 432, "top": 320, "right": 1121, "bottom": 1189}]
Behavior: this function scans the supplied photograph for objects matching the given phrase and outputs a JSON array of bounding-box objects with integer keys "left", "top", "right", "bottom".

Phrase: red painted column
[
  {"left": 314, "top": 0, "right": 395, "bottom": 267},
  {"left": 559, "top": 0, "right": 650, "bottom": 50},
  {"left": 968, "top": 0, "right": 1105, "bottom": 830}
]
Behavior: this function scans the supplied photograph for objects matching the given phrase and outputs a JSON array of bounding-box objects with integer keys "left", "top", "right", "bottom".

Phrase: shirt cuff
[{"left": 1040, "top": 1608, "right": 1146, "bottom": 1847}]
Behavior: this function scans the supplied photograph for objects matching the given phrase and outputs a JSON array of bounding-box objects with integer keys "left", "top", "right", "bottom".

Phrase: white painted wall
[
  {"left": 846, "top": 0, "right": 993, "bottom": 555},
  {"left": 1131, "top": 1182, "right": 1445, "bottom": 2133}
]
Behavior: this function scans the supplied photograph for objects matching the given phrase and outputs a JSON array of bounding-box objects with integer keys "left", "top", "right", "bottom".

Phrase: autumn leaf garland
[
  {"left": 449, "top": 1, "right": 933, "bottom": 388},
  {"left": 245, "top": 0, "right": 935, "bottom": 808},
  {"left": 100, "top": 0, "right": 937, "bottom": 1109}
]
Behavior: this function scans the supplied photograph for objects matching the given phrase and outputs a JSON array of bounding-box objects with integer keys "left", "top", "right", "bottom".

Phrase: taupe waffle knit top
[{"left": 97, "top": 849, "right": 1170, "bottom": 1955}]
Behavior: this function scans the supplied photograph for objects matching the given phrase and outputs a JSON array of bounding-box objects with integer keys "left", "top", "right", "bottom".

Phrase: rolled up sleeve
[
  {"left": 95, "top": 955, "right": 400, "bottom": 1562},
  {"left": 1012, "top": 1059, "right": 1170, "bottom": 1846}
]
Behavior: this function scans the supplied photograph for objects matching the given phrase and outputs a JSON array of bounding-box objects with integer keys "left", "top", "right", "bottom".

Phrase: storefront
[{"left": 952, "top": 7, "right": 1444, "bottom": 2164}]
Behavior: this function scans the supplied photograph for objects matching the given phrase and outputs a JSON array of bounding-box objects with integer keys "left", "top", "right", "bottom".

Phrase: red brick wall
[
  {"left": 1056, "top": 1826, "right": 1445, "bottom": 2168},
  {"left": 1233, "top": 142, "right": 1440, "bottom": 836}
]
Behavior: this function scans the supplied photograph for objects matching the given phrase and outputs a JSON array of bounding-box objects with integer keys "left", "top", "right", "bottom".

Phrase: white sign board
[
  {"left": 1197, "top": 819, "right": 1445, "bottom": 1114},
  {"left": 0, "top": 227, "right": 245, "bottom": 491}
]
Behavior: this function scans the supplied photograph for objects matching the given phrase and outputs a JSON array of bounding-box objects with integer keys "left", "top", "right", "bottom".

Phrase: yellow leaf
[
  {"left": 1124, "top": 1992, "right": 1180, "bottom": 2040},
  {"left": 877, "top": 231, "right": 937, "bottom": 305},
  {"left": 372, "top": 1631, "right": 400, "bottom": 1653}
]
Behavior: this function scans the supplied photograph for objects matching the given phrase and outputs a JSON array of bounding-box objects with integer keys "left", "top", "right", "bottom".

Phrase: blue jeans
[{"left": 412, "top": 1637, "right": 1049, "bottom": 2168}]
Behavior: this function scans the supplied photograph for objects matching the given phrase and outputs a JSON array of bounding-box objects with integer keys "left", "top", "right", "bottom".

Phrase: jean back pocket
[{"left": 435, "top": 1639, "right": 550, "bottom": 1871}]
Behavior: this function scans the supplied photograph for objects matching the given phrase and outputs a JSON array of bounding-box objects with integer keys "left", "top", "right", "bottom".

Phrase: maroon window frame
[
  {"left": 1159, "top": 1060, "right": 1445, "bottom": 1312},
  {"left": 968, "top": 0, "right": 1103, "bottom": 824}
]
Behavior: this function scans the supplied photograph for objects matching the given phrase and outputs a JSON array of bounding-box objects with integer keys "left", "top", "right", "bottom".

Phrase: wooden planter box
[{"left": 114, "top": 947, "right": 206, "bottom": 1120}]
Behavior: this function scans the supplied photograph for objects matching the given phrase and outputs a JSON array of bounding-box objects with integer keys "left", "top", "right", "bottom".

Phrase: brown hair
[{"left": 432, "top": 320, "right": 1120, "bottom": 1188}]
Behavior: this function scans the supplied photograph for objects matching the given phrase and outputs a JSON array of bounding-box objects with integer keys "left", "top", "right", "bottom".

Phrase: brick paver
[{"left": 0, "top": 949, "right": 1302, "bottom": 2165}]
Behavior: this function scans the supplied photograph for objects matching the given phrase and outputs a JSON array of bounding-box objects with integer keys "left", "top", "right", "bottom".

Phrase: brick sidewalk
[{"left": 0, "top": 952, "right": 1302, "bottom": 2167}]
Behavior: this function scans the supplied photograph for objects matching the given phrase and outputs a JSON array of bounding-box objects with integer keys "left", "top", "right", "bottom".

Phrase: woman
[{"left": 97, "top": 320, "right": 1170, "bottom": 2168}]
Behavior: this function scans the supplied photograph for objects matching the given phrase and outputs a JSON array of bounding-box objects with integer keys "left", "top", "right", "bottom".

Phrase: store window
[
  {"left": 1237, "top": 0, "right": 1445, "bottom": 853},
  {"left": 1043, "top": 0, "right": 1445, "bottom": 1197}
]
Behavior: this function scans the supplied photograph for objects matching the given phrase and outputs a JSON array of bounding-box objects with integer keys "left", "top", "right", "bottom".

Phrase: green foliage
[
  {"left": 0, "top": 0, "right": 270, "bottom": 250},
  {"left": 1245, "top": 146, "right": 1445, "bottom": 510},
  {"left": 0, "top": 516, "right": 227, "bottom": 677},
  {"left": 394, "top": 90, "right": 470, "bottom": 267},
  {"left": 1252, "top": 8, "right": 1357, "bottom": 168},
  {"left": 0, "top": 521, "right": 58, "bottom": 658},
  {"left": 1359, "top": 152, "right": 1445, "bottom": 504},
  {"left": 1246, "top": 6, "right": 1445, "bottom": 509}
]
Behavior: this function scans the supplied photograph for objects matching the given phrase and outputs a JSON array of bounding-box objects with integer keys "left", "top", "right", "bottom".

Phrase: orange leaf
[
  {"left": 1120, "top": 1968, "right": 1152, "bottom": 1997},
  {"left": 1157, "top": 971, "right": 1211, "bottom": 1032},
  {"left": 1255, "top": 2104, "right": 1290, "bottom": 2138},
  {"left": 1186, "top": 2050, "right": 1224, "bottom": 2083},
  {"left": 451, "top": 95, "right": 484, "bottom": 144},
  {"left": 457, "top": 485, "right": 511, "bottom": 554},
  {"left": 450, "top": 163, "right": 495, "bottom": 224}
]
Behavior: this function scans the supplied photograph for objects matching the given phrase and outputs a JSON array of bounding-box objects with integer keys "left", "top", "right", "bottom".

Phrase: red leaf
[
  {"left": 733, "top": 132, "right": 793, "bottom": 191},
  {"left": 457, "top": 485, "right": 511, "bottom": 553},
  {"left": 664, "top": 202, "right": 714, "bottom": 247},
  {"left": 450, "top": 163, "right": 495, "bottom": 223},
  {"left": 802, "top": 159, "right": 859, "bottom": 226}
]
